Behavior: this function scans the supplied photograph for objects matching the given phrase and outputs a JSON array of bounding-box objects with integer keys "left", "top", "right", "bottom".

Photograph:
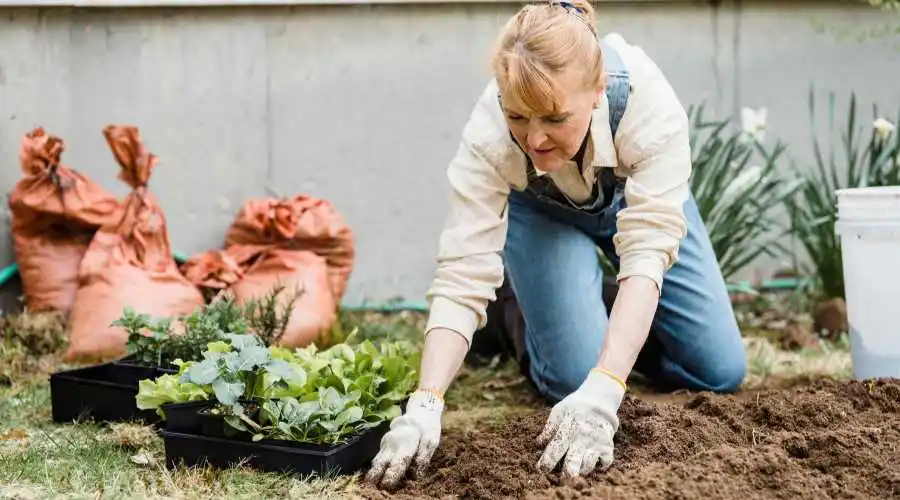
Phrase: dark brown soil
[{"left": 360, "top": 378, "right": 900, "bottom": 499}]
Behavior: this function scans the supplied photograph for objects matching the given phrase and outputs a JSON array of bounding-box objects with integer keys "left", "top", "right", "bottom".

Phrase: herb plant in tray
[
  {"left": 48, "top": 298, "right": 246, "bottom": 425},
  {"left": 117, "top": 297, "right": 248, "bottom": 368}
]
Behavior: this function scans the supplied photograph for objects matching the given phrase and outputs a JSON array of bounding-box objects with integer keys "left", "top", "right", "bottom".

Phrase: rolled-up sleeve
[
  {"left": 424, "top": 88, "right": 512, "bottom": 346},
  {"left": 612, "top": 43, "right": 692, "bottom": 292}
]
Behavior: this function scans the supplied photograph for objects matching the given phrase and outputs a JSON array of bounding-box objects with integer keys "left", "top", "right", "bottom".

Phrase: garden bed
[{"left": 362, "top": 378, "right": 900, "bottom": 499}]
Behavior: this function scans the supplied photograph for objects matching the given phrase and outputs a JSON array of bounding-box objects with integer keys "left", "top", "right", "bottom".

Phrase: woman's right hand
[{"left": 365, "top": 389, "right": 445, "bottom": 489}]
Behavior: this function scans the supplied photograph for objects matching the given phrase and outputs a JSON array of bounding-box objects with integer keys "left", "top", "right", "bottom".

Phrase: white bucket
[{"left": 835, "top": 186, "right": 900, "bottom": 380}]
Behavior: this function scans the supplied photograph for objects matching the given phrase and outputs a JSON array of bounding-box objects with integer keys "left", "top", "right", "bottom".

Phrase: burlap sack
[
  {"left": 181, "top": 244, "right": 334, "bottom": 347},
  {"left": 223, "top": 195, "right": 355, "bottom": 301},
  {"left": 8, "top": 128, "right": 120, "bottom": 314},
  {"left": 65, "top": 125, "right": 205, "bottom": 361}
]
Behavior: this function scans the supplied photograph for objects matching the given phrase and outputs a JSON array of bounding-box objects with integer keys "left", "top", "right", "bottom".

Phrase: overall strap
[{"left": 600, "top": 39, "right": 630, "bottom": 138}]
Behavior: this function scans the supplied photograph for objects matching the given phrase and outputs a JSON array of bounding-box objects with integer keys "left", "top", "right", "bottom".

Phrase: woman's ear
[{"left": 594, "top": 80, "right": 606, "bottom": 108}]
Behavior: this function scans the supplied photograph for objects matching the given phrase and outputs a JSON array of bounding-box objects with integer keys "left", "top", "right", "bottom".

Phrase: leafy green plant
[
  {"left": 135, "top": 331, "right": 420, "bottom": 446},
  {"left": 269, "top": 337, "right": 420, "bottom": 422},
  {"left": 114, "top": 298, "right": 249, "bottom": 367},
  {"left": 687, "top": 104, "right": 803, "bottom": 280},
  {"left": 181, "top": 334, "right": 303, "bottom": 406},
  {"left": 782, "top": 89, "right": 900, "bottom": 300},
  {"left": 115, "top": 285, "right": 305, "bottom": 368},
  {"left": 136, "top": 360, "right": 212, "bottom": 416},
  {"left": 231, "top": 336, "right": 418, "bottom": 444},
  {"left": 253, "top": 388, "right": 373, "bottom": 445}
]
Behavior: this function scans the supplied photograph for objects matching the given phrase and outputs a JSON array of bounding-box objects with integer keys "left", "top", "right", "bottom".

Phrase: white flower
[
  {"left": 874, "top": 117, "right": 895, "bottom": 140},
  {"left": 722, "top": 164, "right": 764, "bottom": 199},
  {"left": 741, "top": 107, "right": 768, "bottom": 142}
]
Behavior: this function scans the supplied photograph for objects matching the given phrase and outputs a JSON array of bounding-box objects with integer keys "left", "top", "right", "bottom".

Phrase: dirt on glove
[{"left": 359, "top": 378, "right": 900, "bottom": 499}]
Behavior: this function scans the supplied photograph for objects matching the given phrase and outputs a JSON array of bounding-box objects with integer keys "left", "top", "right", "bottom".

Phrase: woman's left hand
[{"left": 536, "top": 369, "right": 626, "bottom": 477}]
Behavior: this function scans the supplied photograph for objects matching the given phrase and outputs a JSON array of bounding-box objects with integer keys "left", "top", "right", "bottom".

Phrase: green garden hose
[{"left": 0, "top": 260, "right": 806, "bottom": 312}]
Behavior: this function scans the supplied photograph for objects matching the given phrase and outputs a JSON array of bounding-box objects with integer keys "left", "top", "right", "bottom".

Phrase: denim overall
[
  {"left": 508, "top": 39, "right": 631, "bottom": 269},
  {"left": 498, "top": 40, "right": 747, "bottom": 403}
]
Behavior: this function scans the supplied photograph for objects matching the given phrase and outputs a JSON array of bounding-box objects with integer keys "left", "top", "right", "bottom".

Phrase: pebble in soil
[{"left": 359, "top": 378, "right": 900, "bottom": 500}]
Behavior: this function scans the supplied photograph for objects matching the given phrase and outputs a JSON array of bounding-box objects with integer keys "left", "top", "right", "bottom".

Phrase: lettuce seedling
[
  {"left": 135, "top": 359, "right": 213, "bottom": 417},
  {"left": 252, "top": 387, "right": 374, "bottom": 445}
]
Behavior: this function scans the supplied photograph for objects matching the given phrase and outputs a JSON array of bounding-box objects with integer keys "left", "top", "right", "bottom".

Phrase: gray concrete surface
[{"left": 1, "top": 1, "right": 898, "bottom": 307}]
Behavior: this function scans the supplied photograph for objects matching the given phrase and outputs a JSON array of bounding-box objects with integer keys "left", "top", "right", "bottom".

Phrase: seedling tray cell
[
  {"left": 50, "top": 363, "right": 161, "bottom": 425},
  {"left": 160, "top": 422, "right": 390, "bottom": 477},
  {"left": 161, "top": 400, "right": 214, "bottom": 434}
]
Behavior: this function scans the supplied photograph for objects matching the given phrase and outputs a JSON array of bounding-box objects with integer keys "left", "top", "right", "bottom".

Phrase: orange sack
[
  {"left": 65, "top": 125, "right": 205, "bottom": 361},
  {"left": 7, "top": 128, "right": 120, "bottom": 314},
  {"left": 181, "top": 244, "right": 335, "bottom": 347},
  {"left": 223, "top": 195, "right": 355, "bottom": 301}
]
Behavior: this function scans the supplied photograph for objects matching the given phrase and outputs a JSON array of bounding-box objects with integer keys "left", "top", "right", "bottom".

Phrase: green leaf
[
  {"left": 226, "top": 333, "right": 262, "bottom": 351},
  {"left": 224, "top": 415, "right": 249, "bottom": 433},
  {"left": 266, "top": 359, "right": 307, "bottom": 385},
  {"left": 351, "top": 374, "right": 374, "bottom": 394},
  {"left": 335, "top": 406, "right": 364, "bottom": 427},
  {"left": 335, "top": 343, "right": 355, "bottom": 362},
  {"left": 206, "top": 341, "right": 232, "bottom": 353},
  {"left": 238, "top": 345, "right": 271, "bottom": 370},
  {"left": 371, "top": 405, "right": 402, "bottom": 421},
  {"left": 135, "top": 375, "right": 210, "bottom": 410},
  {"left": 212, "top": 379, "right": 245, "bottom": 406},
  {"left": 277, "top": 422, "right": 294, "bottom": 436},
  {"left": 185, "top": 359, "right": 220, "bottom": 386}
]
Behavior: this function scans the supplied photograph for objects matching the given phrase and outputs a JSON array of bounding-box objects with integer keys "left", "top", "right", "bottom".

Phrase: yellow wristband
[
  {"left": 590, "top": 367, "right": 628, "bottom": 392},
  {"left": 415, "top": 387, "right": 445, "bottom": 401}
]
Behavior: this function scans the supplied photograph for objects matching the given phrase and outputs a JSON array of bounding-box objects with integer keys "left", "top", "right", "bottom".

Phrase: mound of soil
[{"left": 360, "top": 378, "right": 900, "bottom": 499}]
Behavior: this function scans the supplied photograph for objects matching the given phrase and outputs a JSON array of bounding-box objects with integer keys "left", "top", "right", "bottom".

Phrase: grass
[{"left": 0, "top": 304, "right": 853, "bottom": 499}]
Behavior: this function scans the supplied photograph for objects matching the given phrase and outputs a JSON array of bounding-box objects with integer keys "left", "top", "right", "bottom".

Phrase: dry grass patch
[{"left": 743, "top": 335, "right": 852, "bottom": 388}]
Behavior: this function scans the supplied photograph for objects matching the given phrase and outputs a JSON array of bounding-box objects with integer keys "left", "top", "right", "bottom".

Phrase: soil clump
[{"left": 360, "top": 378, "right": 900, "bottom": 499}]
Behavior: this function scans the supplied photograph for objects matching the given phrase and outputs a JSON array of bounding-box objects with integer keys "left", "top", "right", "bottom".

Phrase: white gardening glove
[
  {"left": 365, "top": 389, "right": 444, "bottom": 488},
  {"left": 536, "top": 369, "right": 626, "bottom": 478}
]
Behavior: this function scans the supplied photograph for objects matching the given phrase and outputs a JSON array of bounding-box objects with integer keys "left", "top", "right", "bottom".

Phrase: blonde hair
[{"left": 490, "top": 1, "right": 602, "bottom": 116}]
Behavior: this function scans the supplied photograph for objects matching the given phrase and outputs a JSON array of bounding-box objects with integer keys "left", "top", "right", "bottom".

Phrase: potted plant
[
  {"left": 144, "top": 332, "right": 419, "bottom": 476},
  {"left": 49, "top": 298, "right": 245, "bottom": 425}
]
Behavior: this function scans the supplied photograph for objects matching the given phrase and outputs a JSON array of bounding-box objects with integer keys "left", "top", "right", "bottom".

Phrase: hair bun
[{"left": 549, "top": 1, "right": 597, "bottom": 33}]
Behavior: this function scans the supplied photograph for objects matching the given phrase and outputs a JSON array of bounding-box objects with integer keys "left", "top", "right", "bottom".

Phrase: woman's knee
[
  {"left": 696, "top": 352, "right": 747, "bottom": 392},
  {"left": 528, "top": 350, "right": 597, "bottom": 403},
  {"left": 698, "top": 318, "right": 748, "bottom": 392},
  {"left": 669, "top": 325, "right": 748, "bottom": 393}
]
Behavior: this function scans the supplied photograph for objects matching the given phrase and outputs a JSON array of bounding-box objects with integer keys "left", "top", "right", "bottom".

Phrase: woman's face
[{"left": 501, "top": 67, "right": 602, "bottom": 173}]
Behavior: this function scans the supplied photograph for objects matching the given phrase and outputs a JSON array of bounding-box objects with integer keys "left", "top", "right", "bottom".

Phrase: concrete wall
[{"left": 1, "top": 1, "right": 898, "bottom": 306}]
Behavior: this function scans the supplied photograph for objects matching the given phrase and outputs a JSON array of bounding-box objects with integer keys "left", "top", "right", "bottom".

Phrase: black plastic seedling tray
[
  {"left": 50, "top": 363, "right": 163, "bottom": 424},
  {"left": 160, "top": 421, "right": 391, "bottom": 476},
  {"left": 50, "top": 356, "right": 178, "bottom": 425},
  {"left": 110, "top": 355, "right": 178, "bottom": 388},
  {"left": 160, "top": 400, "right": 214, "bottom": 434}
]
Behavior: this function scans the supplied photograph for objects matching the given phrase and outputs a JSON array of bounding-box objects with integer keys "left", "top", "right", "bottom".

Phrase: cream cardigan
[{"left": 424, "top": 34, "right": 692, "bottom": 346}]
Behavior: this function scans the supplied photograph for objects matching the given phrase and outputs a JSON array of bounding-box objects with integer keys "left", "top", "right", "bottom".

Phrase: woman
[{"left": 366, "top": 0, "right": 747, "bottom": 488}]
